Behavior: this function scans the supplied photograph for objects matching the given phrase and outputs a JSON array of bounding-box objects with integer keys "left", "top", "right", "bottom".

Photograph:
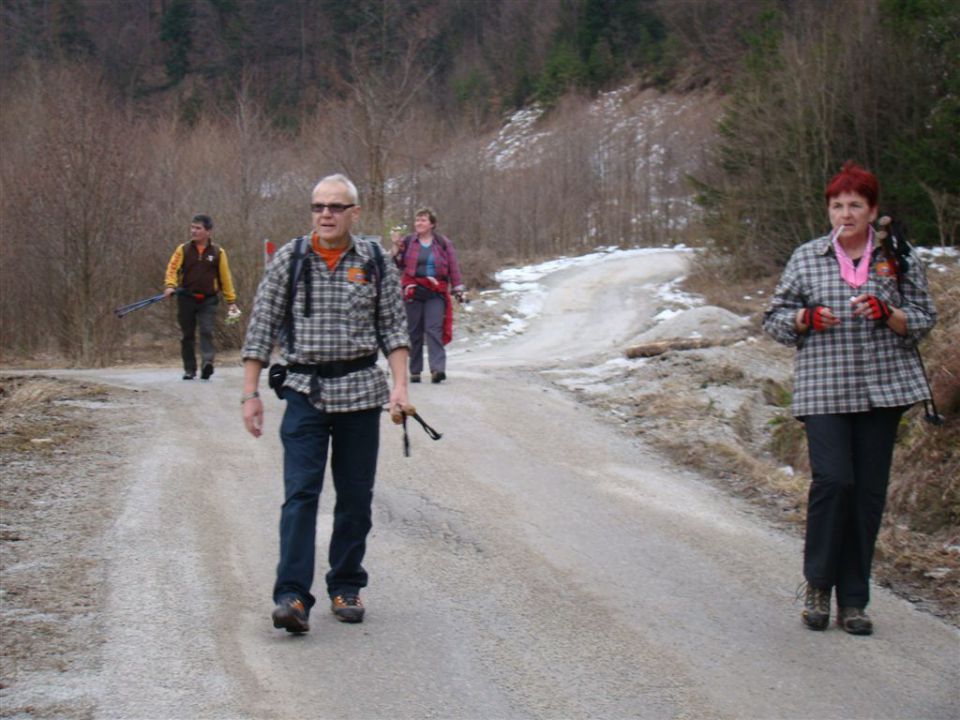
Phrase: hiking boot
[
  {"left": 431, "top": 371, "right": 446, "bottom": 384},
  {"left": 331, "top": 594, "right": 364, "bottom": 623},
  {"left": 801, "top": 583, "right": 830, "bottom": 630},
  {"left": 182, "top": 371, "right": 196, "bottom": 380},
  {"left": 272, "top": 596, "right": 309, "bottom": 633},
  {"left": 837, "top": 607, "right": 873, "bottom": 635},
  {"left": 410, "top": 374, "right": 421, "bottom": 383},
  {"left": 201, "top": 363, "right": 214, "bottom": 380}
]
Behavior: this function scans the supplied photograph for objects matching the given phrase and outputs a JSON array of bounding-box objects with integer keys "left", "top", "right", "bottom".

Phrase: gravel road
[{"left": 3, "top": 250, "right": 957, "bottom": 719}]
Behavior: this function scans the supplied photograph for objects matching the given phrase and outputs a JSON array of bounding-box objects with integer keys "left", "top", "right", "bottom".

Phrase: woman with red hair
[{"left": 763, "top": 161, "right": 937, "bottom": 635}]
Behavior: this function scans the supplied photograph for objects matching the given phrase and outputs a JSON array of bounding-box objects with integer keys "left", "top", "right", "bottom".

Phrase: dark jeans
[
  {"left": 406, "top": 294, "right": 446, "bottom": 374},
  {"left": 274, "top": 389, "right": 380, "bottom": 609},
  {"left": 177, "top": 294, "right": 218, "bottom": 374},
  {"left": 803, "top": 406, "right": 906, "bottom": 608}
]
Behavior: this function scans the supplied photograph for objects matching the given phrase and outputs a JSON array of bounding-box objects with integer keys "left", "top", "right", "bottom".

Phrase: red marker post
[{"left": 263, "top": 239, "right": 276, "bottom": 268}]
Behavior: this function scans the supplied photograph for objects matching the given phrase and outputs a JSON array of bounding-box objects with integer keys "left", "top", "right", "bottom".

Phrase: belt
[{"left": 289, "top": 354, "right": 377, "bottom": 379}]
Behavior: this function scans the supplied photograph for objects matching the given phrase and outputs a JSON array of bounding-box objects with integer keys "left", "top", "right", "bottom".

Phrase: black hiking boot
[
  {"left": 331, "top": 594, "right": 364, "bottom": 623},
  {"left": 201, "top": 363, "right": 214, "bottom": 380},
  {"left": 182, "top": 371, "right": 196, "bottom": 380},
  {"left": 431, "top": 371, "right": 446, "bottom": 384},
  {"left": 272, "top": 596, "right": 309, "bottom": 634},
  {"left": 837, "top": 607, "right": 873, "bottom": 635},
  {"left": 410, "top": 374, "right": 421, "bottom": 383},
  {"left": 801, "top": 583, "right": 831, "bottom": 630}
]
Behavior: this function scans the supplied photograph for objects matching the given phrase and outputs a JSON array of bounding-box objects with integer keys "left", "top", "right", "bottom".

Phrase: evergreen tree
[
  {"left": 53, "top": 0, "right": 95, "bottom": 59},
  {"left": 160, "top": 0, "right": 194, "bottom": 86}
]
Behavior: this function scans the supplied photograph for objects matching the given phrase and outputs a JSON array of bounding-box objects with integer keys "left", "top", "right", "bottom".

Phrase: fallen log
[{"left": 624, "top": 336, "right": 741, "bottom": 358}]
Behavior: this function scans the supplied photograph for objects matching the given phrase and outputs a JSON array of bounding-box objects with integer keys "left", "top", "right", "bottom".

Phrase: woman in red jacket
[{"left": 390, "top": 208, "right": 466, "bottom": 384}]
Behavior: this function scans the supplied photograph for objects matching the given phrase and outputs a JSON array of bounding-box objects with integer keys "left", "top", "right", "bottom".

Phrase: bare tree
[{"left": 1, "top": 63, "right": 151, "bottom": 364}]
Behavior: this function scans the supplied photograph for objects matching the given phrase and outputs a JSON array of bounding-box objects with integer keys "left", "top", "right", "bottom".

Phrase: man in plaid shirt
[
  {"left": 763, "top": 161, "right": 936, "bottom": 636},
  {"left": 241, "top": 173, "right": 409, "bottom": 634}
]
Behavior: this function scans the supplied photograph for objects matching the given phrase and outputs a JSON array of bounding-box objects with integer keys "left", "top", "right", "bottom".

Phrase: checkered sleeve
[
  {"left": 763, "top": 250, "right": 805, "bottom": 348},
  {"left": 894, "top": 246, "right": 937, "bottom": 349},
  {"left": 377, "top": 249, "right": 410, "bottom": 355},
  {"left": 241, "top": 241, "right": 294, "bottom": 363}
]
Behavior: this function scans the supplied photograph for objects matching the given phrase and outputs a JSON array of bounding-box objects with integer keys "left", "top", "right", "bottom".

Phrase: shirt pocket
[
  {"left": 865, "top": 275, "right": 901, "bottom": 308},
  {"left": 345, "top": 279, "right": 378, "bottom": 343}
]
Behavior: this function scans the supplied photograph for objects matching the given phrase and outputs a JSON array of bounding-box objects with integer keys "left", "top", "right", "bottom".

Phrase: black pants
[
  {"left": 803, "top": 406, "right": 906, "bottom": 608},
  {"left": 176, "top": 294, "right": 218, "bottom": 374}
]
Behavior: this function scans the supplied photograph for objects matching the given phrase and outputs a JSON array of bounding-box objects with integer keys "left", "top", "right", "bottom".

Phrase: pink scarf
[{"left": 832, "top": 226, "right": 874, "bottom": 288}]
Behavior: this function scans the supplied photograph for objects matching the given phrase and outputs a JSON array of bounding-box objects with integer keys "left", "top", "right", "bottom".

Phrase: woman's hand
[
  {"left": 851, "top": 294, "right": 907, "bottom": 335},
  {"left": 796, "top": 306, "right": 839, "bottom": 333},
  {"left": 850, "top": 294, "right": 890, "bottom": 322}
]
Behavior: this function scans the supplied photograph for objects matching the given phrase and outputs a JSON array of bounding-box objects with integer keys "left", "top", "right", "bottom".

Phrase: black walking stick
[{"left": 388, "top": 405, "right": 443, "bottom": 457}]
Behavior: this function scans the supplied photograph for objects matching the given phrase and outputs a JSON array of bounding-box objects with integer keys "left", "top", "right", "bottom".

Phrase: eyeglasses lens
[{"left": 311, "top": 203, "right": 354, "bottom": 214}]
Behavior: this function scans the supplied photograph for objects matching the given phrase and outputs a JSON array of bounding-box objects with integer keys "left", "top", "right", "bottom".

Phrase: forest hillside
[{"left": 1, "top": 0, "right": 957, "bottom": 361}]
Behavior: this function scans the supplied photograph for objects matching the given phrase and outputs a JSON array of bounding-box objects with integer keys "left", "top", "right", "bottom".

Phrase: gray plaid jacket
[
  {"left": 763, "top": 235, "right": 936, "bottom": 417},
  {"left": 242, "top": 234, "right": 409, "bottom": 412}
]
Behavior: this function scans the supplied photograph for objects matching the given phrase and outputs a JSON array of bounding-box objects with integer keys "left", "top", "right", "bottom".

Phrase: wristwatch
[{"left": 241, "top": 391, "right": 260, "bottom": 404}]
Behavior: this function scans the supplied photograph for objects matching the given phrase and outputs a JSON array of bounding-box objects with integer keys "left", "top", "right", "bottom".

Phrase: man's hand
[
  {"left": 797, "top": 306, "right": 839, "bottom": 333},
  {"left": 243, "top": 396, "right": 263, "bottom": 438},
  {"left": 164, "top": 287, "right": 176, "bottom": 298},
  {"left": 389, "top": 384, "right": 410, "bottom": 424},
  {"left": 226, "top": 304, "right": 242, "bottom": 324},
  {"left": 241, "top": 359, "right": 265, "bottom": 438}
]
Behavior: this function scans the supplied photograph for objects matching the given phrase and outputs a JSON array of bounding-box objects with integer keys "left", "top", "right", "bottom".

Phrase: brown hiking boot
[
  {"left": 801, "top": 583, "right": 830, "bottom": 631},
  {"left": 837, "top": 607, "right": 873, "bottom": 635},
  {"left": 331, "top": 594, "right": 364, "bottom": 623},
  {"left": 272, "top": 596, "right": 309, "bottom": 633}
]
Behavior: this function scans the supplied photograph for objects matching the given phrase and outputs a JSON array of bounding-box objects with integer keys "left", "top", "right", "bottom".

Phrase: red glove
[
  {"left": 802, "top": 306, "right": 830, "bottom": 332},
  {"left": 860, "top": 295, "right": 891, "bottom": 323}
]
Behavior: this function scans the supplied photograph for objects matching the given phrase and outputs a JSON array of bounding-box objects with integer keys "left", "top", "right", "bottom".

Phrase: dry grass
[
  {"left": 0, "top": 376, "right": 69, "bottom": 411},
  {"left": 0, "top": 376, "right": 106, "bottom": 452}
]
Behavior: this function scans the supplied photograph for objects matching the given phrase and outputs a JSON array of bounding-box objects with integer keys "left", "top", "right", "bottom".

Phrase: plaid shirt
[
  {"left": 242, "top": 234, "right": 409, "bottom": 412},
  {"left": 763, "top": 235, "right": 936, "bottom": 417}
]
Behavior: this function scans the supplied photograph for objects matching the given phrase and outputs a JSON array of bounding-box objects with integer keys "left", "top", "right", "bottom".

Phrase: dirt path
[{"left": 2, "top": 251, "right": 957, "bottom": 719}]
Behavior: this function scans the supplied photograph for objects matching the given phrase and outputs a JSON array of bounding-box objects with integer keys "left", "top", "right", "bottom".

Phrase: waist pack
[
  {"left": 268, "top": 363, "right": 287, "bottom": 399},
  {"left": 267, "top": 354, "right": 378, "bottom": 400}
]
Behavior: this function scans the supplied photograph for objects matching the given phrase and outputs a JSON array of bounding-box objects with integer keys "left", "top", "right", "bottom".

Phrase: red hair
[{"left": 824, "top": 161, "right": 879, "bottom": 207}]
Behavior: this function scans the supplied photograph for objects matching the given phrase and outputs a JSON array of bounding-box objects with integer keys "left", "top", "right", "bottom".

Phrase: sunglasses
[{"left": 310, "top": 203, "right": 355, "bottom": 214}]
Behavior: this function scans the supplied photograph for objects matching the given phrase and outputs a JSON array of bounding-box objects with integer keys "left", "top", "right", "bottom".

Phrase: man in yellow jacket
[{"left": 164, "top": 214, "right": 239, "bottom": 380}]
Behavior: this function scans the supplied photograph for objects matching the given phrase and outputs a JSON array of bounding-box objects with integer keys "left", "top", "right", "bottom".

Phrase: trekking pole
[
  {"left": 114, "top": 288, "right": 189, "bottom": 318},
  {"left": 114, "top": 292, "right": 167, "bottom": 318},
  {"left": 876, "top": 216, "right": 945, "bottom": 426},
  {"left": 388, "top": 405, "right": 443, "bottom": 457}
]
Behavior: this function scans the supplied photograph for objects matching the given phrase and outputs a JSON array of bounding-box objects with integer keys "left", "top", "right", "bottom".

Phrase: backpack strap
[
  {"left": 282, "top": 236, "right": 310, "bottom": 355},
  {"left": 363, "top": 238, "right": 388, "bottom": 357}
]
